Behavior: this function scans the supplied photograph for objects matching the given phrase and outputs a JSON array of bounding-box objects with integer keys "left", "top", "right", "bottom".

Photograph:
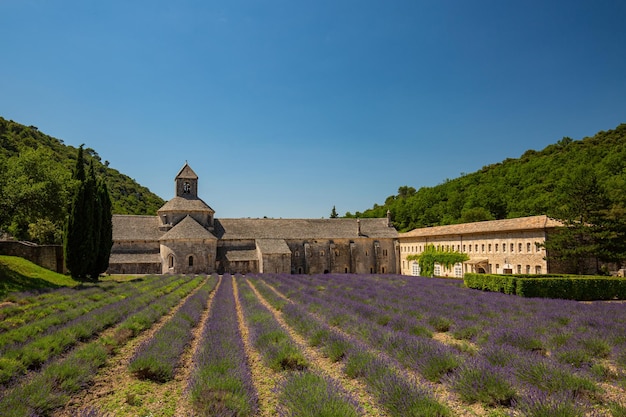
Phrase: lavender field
[{"left": 0, "top": 273, "right": 625, "bottom": 416}]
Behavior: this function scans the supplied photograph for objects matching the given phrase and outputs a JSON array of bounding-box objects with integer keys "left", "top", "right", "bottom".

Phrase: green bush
[{"left": 464, "top": 273, "right": 626, "bottom": 300}]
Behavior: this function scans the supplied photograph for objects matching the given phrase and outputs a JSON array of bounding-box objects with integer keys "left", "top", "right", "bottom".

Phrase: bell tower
[{"left": 175, "top": 162, "right": 198, "bottom": 198}]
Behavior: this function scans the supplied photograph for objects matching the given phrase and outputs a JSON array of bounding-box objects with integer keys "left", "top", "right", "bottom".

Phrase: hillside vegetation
[
  {"left": 352, "top": 124, "right": 626, "bottom": 232},
  {"left": 0, "top": 117, "right": 165, "bottom": 243}
]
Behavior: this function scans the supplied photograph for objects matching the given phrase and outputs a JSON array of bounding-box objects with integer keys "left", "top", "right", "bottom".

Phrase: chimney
[{"left": 387, "top": 210, "right": 392, "bottom": 227}]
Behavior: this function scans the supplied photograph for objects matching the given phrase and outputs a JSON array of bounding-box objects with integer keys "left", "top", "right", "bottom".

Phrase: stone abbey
[{"left": 107, "top": 163, "right": 400, "bottom": 275}]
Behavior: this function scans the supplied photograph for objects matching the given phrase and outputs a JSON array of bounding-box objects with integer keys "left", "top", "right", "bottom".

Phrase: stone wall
[
  {"left": 287, "top": 238, "right": 398, "bottom": 275},
  {"left": 0, "top": 241, "right": 65, "bottom": 273},
  {"left": 160, "top": 239, "right": 217, "bottom": 274}
]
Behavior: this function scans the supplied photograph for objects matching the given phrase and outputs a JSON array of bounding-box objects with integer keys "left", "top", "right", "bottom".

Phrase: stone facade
[
  {"left": 398, "top": 216, "right": 567, "bottom": 277},
  {"left": 107, "top": 163, "right": 400, "bottom": 275}
]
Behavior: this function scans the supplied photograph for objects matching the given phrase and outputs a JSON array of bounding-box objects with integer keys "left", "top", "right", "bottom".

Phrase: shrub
[
  {"left": 449, "top": 359, "right": 516, "bottom": 406},
  {"left": 278, "top": 372, "right": 362, "bottom": 417}
]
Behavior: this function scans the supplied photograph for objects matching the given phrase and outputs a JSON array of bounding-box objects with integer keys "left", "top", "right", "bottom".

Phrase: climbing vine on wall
[{"left": 407, "top": 244, "right": 469, "bottom": 277}]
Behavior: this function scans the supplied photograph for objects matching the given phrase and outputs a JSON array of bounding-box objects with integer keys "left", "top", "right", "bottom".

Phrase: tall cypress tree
[
  {"left": 64, "top": 146, "right": 111, "bottom": 281},
  {"left": 86, "top": 162, "right": 101, "bottom": 279},
  {"left": 93, "top": 176, "right": 113, "bottom": 277},
  {"left": 64, "top": 145, "right": 92, "bottom": 280}
]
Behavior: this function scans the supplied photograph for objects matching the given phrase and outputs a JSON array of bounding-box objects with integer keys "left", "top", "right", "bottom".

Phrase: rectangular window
[
  {"left": 510, "top": 243, "right": 514, "bottom": 252},
  {"left": 527, "top": 242, "right": 531, "bottom": 252},
  {"left": 517, "top": 265, "right": 522, "bottom": 274},
  {"left": 454, "top": 263, "right": 463, "bottom": 278},
  {"left": 488, "top": 244, "right": 492, "bottom": 252},
  {"left": 495, "top": 244, "right": 499, "bottom": 252},
  {"left": 503, "top": 243, "right": 506, "bottom": 252},
  {"left": 535, "top": 265, "right": 542, "bottom": 274},
  {"left": 526, "top": 265, "right": 531, "bottom": 274},
  {"left": 463, "top": 245, "right": 466, "bottom": 252},
  {"left": 518, "top": 243, "right": 522, "bottom": 252},
  {"left": 475, "top": 244, "right": 478, "bottom": 252},
  {"left": 481, "top": 244, "right": 485, "bottom": 252},
  {"left": 434, "top": 264, "right": 441, "bottom": 276}
]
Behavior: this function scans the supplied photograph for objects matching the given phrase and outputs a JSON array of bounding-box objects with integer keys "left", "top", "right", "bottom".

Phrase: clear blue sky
[{"left": 1, "top": 1, "right": 625, "bottom": 219}]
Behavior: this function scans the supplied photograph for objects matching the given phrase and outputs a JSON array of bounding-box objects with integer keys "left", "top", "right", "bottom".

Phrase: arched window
[
  {"left": 168, "top": 255, "right": 174, "bottom": 268},
  {"left": 188, "top": 256, "right": 194, "bottom": 267}
]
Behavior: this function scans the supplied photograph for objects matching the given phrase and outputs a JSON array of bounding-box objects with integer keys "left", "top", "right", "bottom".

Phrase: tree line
[
  {"left": 348, "top": 124, "right": 626, "bottom": 272},
  {"left": 0, "top": 117, "right": 164, "bottom": 244}
]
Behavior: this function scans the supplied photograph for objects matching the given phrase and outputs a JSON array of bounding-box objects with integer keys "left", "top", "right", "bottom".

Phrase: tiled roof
[
  {"left": 256, "top": 239, "right": 291, "bottom": 254},
  {"left": 175, "top": 163, "right": 198, "bottom": 179},
  {"left": 112, "top": 215, "right": 163, "bottom": 241},
  {"left": 160, "top": 215, "right": 217, "bottom": 240},
  {"left": 109, "top": 253, "right": 161, "bottom": 264},
  {"left": 158, "top": 196, "right": 214, "bottom": 213},
  {"left": 399, "top": 215, "right": 563, "bottom": 238},
  {"left": 214, "top": 218, "right": 398, "bottom": 240}
]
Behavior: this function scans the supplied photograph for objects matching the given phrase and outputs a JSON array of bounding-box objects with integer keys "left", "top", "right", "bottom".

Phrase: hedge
[{"left": 463, "top": 273, "right": 626, "bottom": 301}]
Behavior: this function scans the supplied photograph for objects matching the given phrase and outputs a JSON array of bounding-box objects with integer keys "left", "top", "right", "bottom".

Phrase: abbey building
[{"left": 107, "top": 163, "right": 400, "bottom": 275}]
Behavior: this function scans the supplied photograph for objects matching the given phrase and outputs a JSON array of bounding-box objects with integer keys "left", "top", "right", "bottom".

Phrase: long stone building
[
  {"left": 398, "top": 215, "right": 566, "bottom": 277},
  {"left": 108, "top": 163, "right": 400, "bottom": 275}
]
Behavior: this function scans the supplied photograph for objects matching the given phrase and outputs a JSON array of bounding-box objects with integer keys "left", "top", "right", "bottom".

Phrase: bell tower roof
[
  {"left": 175, "top": 162, "right": 199, "bottom": 198},
  {"left": 175, "top": 162, "right": 198, "bottom": 180}
]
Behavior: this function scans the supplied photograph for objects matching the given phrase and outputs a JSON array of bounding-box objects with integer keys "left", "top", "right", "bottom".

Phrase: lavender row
[
  {"left": 0, "top": 274, "right": 191, "bottom": 387},
  {"left": 129, "top": 274, "right": 218, "bottom": 382},
  {"left": 236, "top": 276, "right": 364, "bottom": 416},
  {"left": 188, "top": 274, "right": 258, "bottom": 416},
  {"left": 255, "top": 275, "right": 462, "bottom": 383},
  {"left": 260, "top": 273, "right": 626, "bottom": 415},
  {"left": 0, "top": 274, "right": 206, "bottom": 417},
  {"left": 247, "top": 277, "right": 450, "bottom": 417},
  {"left": 264, "top": 273, "right": 626, "bottom": 369},
  {"left": 0, "top": 275, "right": 171, "bottom": 350},
  {"left": 235, "top": 275, "right": 308, "bottom": 372},
  {"left": 0, "top": 285, "right": 104, "bottom": 331}
]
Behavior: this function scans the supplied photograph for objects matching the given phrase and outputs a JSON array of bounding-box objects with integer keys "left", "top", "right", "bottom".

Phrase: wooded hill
[
  {"left": 0, "top": 117, "right": 165, "bottom": 243},
  {"left": 351, "top": 124, "right": 626, "bottom": 232}
]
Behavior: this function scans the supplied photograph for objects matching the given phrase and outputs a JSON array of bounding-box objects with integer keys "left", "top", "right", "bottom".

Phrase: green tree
[
  {"left": 92, "top": 176, "right": 113, "bottom": 277},
  {"left": 330, "top": 206, "right": 338, "bottom": 218},
  {"left": 544, "top": 168, "right": 612, "bottom": 274},
  {"left": 64, "top": 146, "right": 111, "bottom": 281},
  {"left": 64, "top": 146, "right": 92, "bottom": 280},
  {"left": 0, "top": 148, "right": 69, "bottom": 242}
]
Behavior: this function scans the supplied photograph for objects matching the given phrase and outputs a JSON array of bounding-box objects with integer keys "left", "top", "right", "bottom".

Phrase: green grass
[{"left": 0, "top": 256, "right": 78, "bottom": 298}]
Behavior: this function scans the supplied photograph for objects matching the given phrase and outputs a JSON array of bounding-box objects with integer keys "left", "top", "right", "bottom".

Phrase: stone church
[{"left": 108, "top": 163, "right": 400, "bottom": 275}]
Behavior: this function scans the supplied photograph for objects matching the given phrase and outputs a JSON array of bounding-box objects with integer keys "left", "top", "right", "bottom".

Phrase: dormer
[{"left": 175, "top": 162, "right": 198, "bottom": 198}]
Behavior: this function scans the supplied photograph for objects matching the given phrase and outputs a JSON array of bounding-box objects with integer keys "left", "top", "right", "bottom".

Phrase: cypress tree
[
  {"left": 87, "top": 162, "right": 101, "bottom": 279},
  {"left": 93, "top": 176, "right": 112, "bottom": 277},
  {"left": 64, "top": 146, "right": 91, "bottom": 280},
  {"left": 64, "top": 146, "right": 108, "bottom": 281}
]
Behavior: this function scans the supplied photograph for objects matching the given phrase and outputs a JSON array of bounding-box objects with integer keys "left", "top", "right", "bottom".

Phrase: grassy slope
[{"left": 0, "top": 255, "right": 78, "bottom": 299}]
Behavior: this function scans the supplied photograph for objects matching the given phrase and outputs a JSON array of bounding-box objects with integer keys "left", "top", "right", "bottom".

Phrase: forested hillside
[
  {"left": 352, "top": 124, "right": 626, "bottom": 232},
  {"left": 0, "top": 117, "right": 165, "bottom": 243}
]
